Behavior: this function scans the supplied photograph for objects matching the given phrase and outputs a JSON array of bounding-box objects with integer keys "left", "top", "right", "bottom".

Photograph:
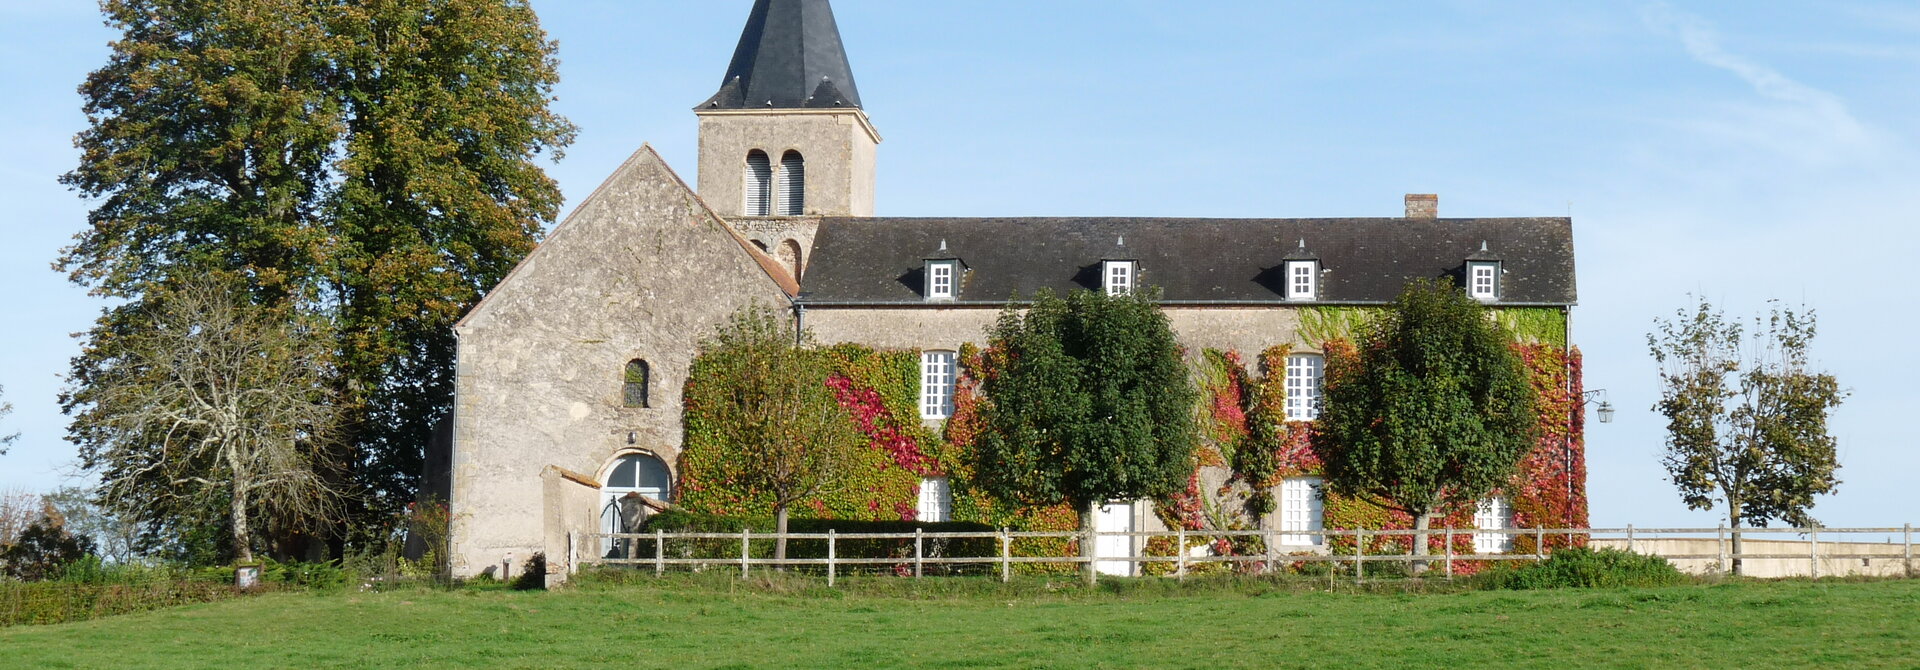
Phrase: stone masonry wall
[{"left": 448, "top": 146, "right": 790, "bottom": 578}]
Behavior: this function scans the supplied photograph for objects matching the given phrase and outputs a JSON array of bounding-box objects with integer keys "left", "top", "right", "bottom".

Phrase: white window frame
[
  {"left": 926, "top": 261, "right": 956, "bottom": 301},
  {"left": 919, "top": 350, "right": 957, "bottom": 419},
  {"left": 1469, "top": 262, "right": 1498, "bottom": 302},
  {"left": 1474, "top": 496, "right": 1514, "bottom": 553},
  {"left": 917, "top": 477, "right": 952, "bottom": 522},
  {"left": 1104, "top": 261, "right": 1135, "bottom": 296},
  {"left": 1284, "top": 354, "right": 1323, "bottom": 421},
  {"left": 1285, "top": 260, "right": 1317, "bottom": 301},
  {"left": 1279, "top": 477, "right": 1324, "bottom": 546}
]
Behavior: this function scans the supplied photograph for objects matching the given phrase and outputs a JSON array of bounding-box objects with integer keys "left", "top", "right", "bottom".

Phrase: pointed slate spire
[{"left": 698, "top": 0, "right": 864, "bottom": 110}]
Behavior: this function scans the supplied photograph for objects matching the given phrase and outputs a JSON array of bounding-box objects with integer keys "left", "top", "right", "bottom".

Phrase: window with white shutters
[
  {"left": 778, "top": 151, "right": 805, "bottom": 216},
  {"left": 927, "top": 262, "right": 955, "bottom": 300},
  {"left": 1285, "top": 354, "right": 1323, "bottom": 421},
  {"left": 920, "top": 351, "right": 956, "bottom": 419},
  {"left": 744, "top": 151, "right": 772, "bottom": 216},
  {"left": 918, "top": 477, "right": 952, "bottom": 522},
  {"left": 1280, "top": 477, "right": 1324, "bottom": 545},
  {"left": 1286, "top": 260, "right": 1317, "bottom": 301},
  {"left": 1104, "top": 261, "right": 1135, "bottom": 296},
  {"left": 1474, "top": 496, "right": 1514, "bottom": 553}
]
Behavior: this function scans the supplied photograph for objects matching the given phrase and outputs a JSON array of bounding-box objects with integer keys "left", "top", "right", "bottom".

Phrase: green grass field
[{"left": 3, "top": 574, "right": 1916, "bottom": 669}]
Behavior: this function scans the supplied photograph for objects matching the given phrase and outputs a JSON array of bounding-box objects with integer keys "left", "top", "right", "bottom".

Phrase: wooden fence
[{"left": 588, "top": 525, "right": 1918, "bottom": 585}]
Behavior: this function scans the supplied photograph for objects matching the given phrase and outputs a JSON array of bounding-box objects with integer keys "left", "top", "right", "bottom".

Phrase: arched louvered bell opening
[
  {"left": 744, "top": 150, "right": 772, "bottom": 216},
  {"left": 778, "top": 150, "right": 805, "bottom": 216}
]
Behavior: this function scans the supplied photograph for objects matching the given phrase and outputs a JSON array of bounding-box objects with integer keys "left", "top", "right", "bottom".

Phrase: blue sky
[{"left": 2, "top": 1, "right": 1916, "bottom": 528}]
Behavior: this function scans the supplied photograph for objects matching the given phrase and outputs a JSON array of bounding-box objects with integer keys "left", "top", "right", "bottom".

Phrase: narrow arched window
[
  {"left": 778, "top": 238, "right": 803, "bottom": 278},
  {"left": 777, "top": 150, "right": 805, "bottom": 216},
  {"left": 744, "top": 150, "right": 772, "bottom": 216},
  {"left": 623, "top": 359, "right": 650, "bottom": 408}
]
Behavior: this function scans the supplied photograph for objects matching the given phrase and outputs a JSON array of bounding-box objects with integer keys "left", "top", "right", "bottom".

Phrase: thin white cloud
[{"left": 1641, "top": 3, "right": 1878, "bottom": 162}]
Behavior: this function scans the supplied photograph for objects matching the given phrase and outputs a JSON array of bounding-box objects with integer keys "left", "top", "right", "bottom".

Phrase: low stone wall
[{"left": 1590, "top": 537, "right": 1915, "bottom": 578}]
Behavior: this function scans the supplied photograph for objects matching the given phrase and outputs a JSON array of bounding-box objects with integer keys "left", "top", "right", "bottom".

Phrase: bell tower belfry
[{"left": 696, "top": 0, "right": 879, "bottom": 219}]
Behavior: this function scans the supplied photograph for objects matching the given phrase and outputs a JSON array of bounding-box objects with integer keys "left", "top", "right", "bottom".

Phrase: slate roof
[
  {"left": 698, "top": 0, "right": 864, "bottom": 110},
  {"left": 799, "top": 218, "right": 1576, "bottom": 305}
]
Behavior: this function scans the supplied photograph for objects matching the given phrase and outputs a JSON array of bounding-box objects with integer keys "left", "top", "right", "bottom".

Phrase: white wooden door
[{"left": 1095, "top": 501, "right": 1134, "bottom": 577}]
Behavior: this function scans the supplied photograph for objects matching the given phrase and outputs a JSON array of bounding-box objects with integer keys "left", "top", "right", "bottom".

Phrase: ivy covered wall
[{"left": 676, "top": 307, "right": 1584, "bottom": 569}]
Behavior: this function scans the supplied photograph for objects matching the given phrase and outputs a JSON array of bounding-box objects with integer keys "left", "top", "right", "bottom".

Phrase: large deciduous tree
[
  {"left": 1316, "top": 279, "right": 1538, "bottom": 568},
  {"left": 973, "top": 288, "right": 1197, "bottom": 582},
  {"left": 59, "top": 0, "right": 575, "bottom": 549},
  {"left": 0, "top": 386, "right": 17, "bottom": 454},
  {"left": 1648, "top": 298, "right": 1843, "bottom": 574},
  {"left": 688, "top": 307, "right": 864, "bottom": 564},
  {"left": 68, "top": 278, "right": 347, "bottom": 565}
]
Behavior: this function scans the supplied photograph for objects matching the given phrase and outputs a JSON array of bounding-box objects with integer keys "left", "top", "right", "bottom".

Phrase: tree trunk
[
  {"left": 231, "top": 480, "right": 253, "bottom": 565},
  {"left": 1082, "top": 499, "right": 1099, "bottom": 586},
  {"left": 1411, "top": 512, "right": 1433, "bottom": 574},
  {"left": 1728, "top": 503, "right": 1744, "bottom": 577},
  {"left": 774, "top": 503, "right": 789, "bottom": 570}
]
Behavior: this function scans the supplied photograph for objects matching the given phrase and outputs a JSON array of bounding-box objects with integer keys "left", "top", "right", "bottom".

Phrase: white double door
[{"left": 1094, "top": 501, "right": 1136, "bottom": 577}]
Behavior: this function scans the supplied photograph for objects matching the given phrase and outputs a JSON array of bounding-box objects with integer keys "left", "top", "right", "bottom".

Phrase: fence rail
[{"left": 585, "top": 524, "right": 1918, "bottom": 585}]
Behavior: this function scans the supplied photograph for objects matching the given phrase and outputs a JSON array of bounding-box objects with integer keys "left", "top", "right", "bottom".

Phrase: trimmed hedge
[{"left": 620, "top": 510, "right": 997, "bottom": 567}]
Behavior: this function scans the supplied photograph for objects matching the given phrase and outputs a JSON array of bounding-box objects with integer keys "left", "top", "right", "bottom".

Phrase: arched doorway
[{"left": 600, "top": 452, "right": 672, "bottom": 558}]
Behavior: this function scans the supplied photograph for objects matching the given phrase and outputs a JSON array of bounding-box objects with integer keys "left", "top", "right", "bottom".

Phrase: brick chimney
[{"left": 1405, "top": 193, "right": 1438, "bottom": 219}]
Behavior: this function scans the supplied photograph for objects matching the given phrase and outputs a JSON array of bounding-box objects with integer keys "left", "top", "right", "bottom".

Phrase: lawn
[{"left": 3, "top": 574, "right": 1916, "bottom": 669}]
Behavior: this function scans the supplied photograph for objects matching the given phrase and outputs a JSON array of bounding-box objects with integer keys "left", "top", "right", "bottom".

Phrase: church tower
[{"left": 697, "top": 0, "right": 879, "bottom": 220}]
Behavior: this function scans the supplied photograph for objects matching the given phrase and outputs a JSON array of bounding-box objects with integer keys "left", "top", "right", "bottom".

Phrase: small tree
[
  {"left": 691, "top": 307, "right": 864, "bottom": 563},
  {"left": 1648, "top": 297, "right": 1843, "bottom": 574},
  {"left": 0, "top": 505, "right": 95, "bottom": 582},
  {"left": 65, "top": 278, "right": 347, "bottom": 567},
  {"left": 974, "top": 288, "right": 1197, "bottom": 582},
  {"left": 1317, "top": 279, "right": 1538, "bottom": 568}
]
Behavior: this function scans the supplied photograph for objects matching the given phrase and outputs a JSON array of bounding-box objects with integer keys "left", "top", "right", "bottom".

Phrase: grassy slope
[{"left": 3, "top": 577, "right": 1917, "bottom": 669}]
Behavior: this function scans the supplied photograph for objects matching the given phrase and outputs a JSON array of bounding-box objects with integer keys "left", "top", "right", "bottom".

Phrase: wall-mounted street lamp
[{"left": 1585, "top": 389, "right": 1614, "bottom": 424}]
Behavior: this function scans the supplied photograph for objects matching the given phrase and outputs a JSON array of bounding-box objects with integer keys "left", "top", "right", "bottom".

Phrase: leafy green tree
[
  {"left": 974, "top": 288, "right": 1196, "bottom": 581},
  {"left": 1648, "top": 297, "right": 1843, "bottom": 574},
  {"left": 689, "top": 307, "right": 864, "bottom": 564},
  {"left": 326, "top": 0, "right": 577, "bottom": 522},
  {"left": 58, "top": 0, "right": 575, "bottom": 547},
  {"left": 1, "top": 507, "right": 96, "bottom": 582},
  {"left": 1316, "top": 279, "right": 1538, "bottom": 567}
]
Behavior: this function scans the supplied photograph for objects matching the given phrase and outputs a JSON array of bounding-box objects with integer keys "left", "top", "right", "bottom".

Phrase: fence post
[
  {"left": 1536, "top": 526, "right": 1546, "bottom": 561},
  {"left": 1626, "top": 524, "right": 1636, "bottom": 554},
  {"left": 655, "top": 529, "right": 664, "bottom": 578},
  {"left": 1444, "top": 525, "right": 1454, "bottom": 579},
  {"left": 1085, "top": 523, "right": 1098, "bottom": 586},
  {"left": 828, "top": 529, "right": 837, "bottom": 588},
  {"left": 999, "top": 528, "right": 1011, "bottom": 584},
  {"left": 1177, "top": 527, "right": 1187, "bottom": 581},
  {"left": 1717, "top": 525, "right": 1727, "bottom": 575},
  {"left": 1810, "top": 527, "right": 1820, "bottom": 579},
  {"left": 740, "top": 529, "right": 750, "bottom": 580},
  {"left": 1354, "top": 526, "right": 1365, "bottom": 586},
  {"left": 914, "top": 528, "right": 924, "bottom": 579},
  {"left": 1905, "top": 523, "right": 1913, "bottom": 579},
  {"left": 1264, "top": 528, "right": 1276, "bottom": 576}
]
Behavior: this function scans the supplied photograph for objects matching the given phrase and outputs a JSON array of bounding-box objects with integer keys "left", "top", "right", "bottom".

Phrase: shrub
[{"left": 1494, "top": 547, "right": 1687, "bottom": 590}]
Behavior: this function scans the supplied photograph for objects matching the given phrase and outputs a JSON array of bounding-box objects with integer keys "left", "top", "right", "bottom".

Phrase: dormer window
[
  {"left": 927, "top": 261, "right": 957, "bottom": 301},
  {"left": 1104, "top": 260, "right": 1136, "bottom": 296},
  {"left": 1469, "top": 262, "right": 1498, "bottom": 301},
  {"left": 1466, "top": 241, "right": 1502, "bottom": 302},
  {"left": 924, "top": 240, "right": 964, "bottom": 302},
  {"left": 1285, "top": 260, "right": 1318, "bottom": 301}
]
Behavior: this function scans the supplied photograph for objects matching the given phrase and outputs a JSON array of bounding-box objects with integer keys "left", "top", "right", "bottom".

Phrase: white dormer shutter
[
  {"left": 778, "top": 151, "right": 805, "bottom": 216},
  {"left": 1104, "top": 261, "right": 1135, "bottom": 296},
  {"left": 1286, "top": 260, "right": 1318, "bottom": 301},
  {"left": 745, "top": 151, "right": 772, "bottom": 216}
]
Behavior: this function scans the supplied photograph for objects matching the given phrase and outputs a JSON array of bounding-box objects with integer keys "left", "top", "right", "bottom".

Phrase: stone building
[{"left": 445, "top": 0, "right": 1579, "bottom": 580}]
